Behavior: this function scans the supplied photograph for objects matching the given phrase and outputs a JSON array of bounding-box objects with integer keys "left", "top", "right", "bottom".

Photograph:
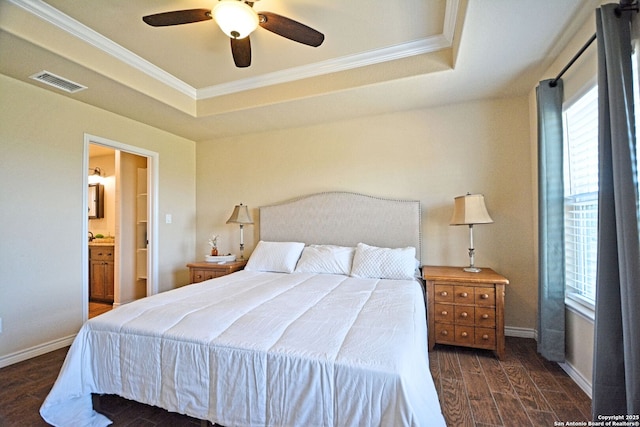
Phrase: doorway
[{"left": 83, "top": 134, "right": 159, "bottom": 321}]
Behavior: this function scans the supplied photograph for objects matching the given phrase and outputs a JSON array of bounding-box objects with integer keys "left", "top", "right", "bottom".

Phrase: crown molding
[
  {"left": 199, "top": 0, "right": 460, "bottom": 98},
  {"left": 443, "top": 0, "right": 460, "bottom": 45},
  {"left": 9, "top": 0, "right": 459, "bottom": 101},
  {"left": 7, "top": 0, "right": 197, "bottom": 98},
  {"left": 197, "top": 34, "right": 452, "bottom": 99}
]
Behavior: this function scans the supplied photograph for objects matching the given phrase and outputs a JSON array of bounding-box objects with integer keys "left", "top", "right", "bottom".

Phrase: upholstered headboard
[{"left": 259, "top": 192, "right": 421, "bottom": 261}]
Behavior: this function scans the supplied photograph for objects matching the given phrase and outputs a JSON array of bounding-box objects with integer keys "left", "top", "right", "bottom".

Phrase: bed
[{"left": 40, "top": 192, "right": 445, "bottom": 427}]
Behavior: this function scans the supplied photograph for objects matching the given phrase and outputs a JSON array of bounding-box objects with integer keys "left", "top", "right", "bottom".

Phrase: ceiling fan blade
[
  {"left": 142, "top": 9, "right": 212, "bottom": 27},
  {"left": 258, "top": 12, "right": 324, "bottom": 47},
  {"left": 231, "top": 37, "right": 252, "bottom": 68}
]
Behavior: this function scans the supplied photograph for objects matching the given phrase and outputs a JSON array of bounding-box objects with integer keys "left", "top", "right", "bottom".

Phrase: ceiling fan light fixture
[{"left": 213, "top": 0, "right": 259, "bottom": 39}]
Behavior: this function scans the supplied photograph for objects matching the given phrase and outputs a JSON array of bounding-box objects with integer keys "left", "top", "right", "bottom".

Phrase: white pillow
[
  {"left": 350, "top": 242, "right": 416, "bottom": 280},
  {"left": 245, "top": 241, "right": 305, "bottom": 273},
  {"left": 294, "top": 245, "right": 355, "bottom": 275}
]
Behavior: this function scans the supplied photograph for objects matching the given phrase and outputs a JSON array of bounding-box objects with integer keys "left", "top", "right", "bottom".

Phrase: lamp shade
[
  {"left": 226, "top": 203, "right": 254, "bottom": 224},
  {"left": 212, "top": 0, "right": 259, "bottom": 39},
  {"left": 450, "top": 194, "right": 493, "bottom": 225}
]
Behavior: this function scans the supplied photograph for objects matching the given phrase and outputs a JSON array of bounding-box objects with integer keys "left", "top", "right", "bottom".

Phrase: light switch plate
[{"left": 165, "top": 214, "right": 172, "bottom": 224}]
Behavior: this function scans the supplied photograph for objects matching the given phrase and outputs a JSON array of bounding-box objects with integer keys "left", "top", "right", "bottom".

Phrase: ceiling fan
[{"left": 142, "top": 0, "right": 324, "bottom": 68}]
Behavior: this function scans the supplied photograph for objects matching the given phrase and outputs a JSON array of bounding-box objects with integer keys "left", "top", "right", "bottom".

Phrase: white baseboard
[
  {"left": 505, "top": 326, "right": 537, "bottom": 339},
  {"left": 0, "top": 334, "right": 76, "bottom": 369},
  {"left": 559, "top": 360, "right": 592, "bottom": 398}
]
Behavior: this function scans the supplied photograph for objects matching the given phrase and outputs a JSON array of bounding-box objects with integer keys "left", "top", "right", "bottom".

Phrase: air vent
[{"left": 29, "top": 71, "right": 87, "bottom": 93}]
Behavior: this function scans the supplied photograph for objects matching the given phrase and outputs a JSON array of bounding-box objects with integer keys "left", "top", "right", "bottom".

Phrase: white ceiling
[{"left": 0, "top": 0, "right": 600, "bottom": 142}]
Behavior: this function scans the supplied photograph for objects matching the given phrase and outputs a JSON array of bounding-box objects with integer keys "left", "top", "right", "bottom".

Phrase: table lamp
[
  {"left": 226, "top": 203, "right": 253, "bottom": 259},
  {"left": 450, "top": 193, "right": 494, "bottom": 272}
]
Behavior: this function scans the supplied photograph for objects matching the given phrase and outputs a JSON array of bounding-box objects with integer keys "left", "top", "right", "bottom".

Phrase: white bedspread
[{"left": 40, "top": 271, "right": 445, "bottom": 426}]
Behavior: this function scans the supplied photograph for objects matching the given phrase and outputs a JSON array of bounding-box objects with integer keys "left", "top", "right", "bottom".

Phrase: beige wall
[
  {"left": 0, "top": 74, "right": 197, "bottom": 362},
  {"left": 196, "top": 96, "right": 536, "bottom": 331},
  {"left": 566, "top": 309, "right": 594, "bottom": 390}
]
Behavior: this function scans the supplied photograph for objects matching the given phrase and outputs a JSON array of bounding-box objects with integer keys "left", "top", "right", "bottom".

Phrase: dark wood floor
[
  {"left": 0, "top": 337, "right": 590, "bottom": 426},
  {"left": 430, "top": 337, "right": 592, "bottom": 426}
]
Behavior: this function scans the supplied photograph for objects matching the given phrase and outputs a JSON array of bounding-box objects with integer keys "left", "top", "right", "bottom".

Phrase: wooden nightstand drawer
[
  {"left": 424, "top": 266, "right": 508, "bottom": 359},
  {"left": 475, "top": 327, "right": 496, "bottom": 346},
  {"left": 454, "top": 326, "right": 474, "bottom": 345},
  {"left": 475, "top": 307, "right": 496, "bottom": 326},
  {"left": 434, "top": 284, "right": 454, "bottom": 302},
  {"left": 191, "top": 269, "right": 224, "bottom": 283},
  {"left": 187, "top": 260, "right": 247, "bottom": 284},
  {"left": 454, "top": 286, "right": 475, "bottom": 303},
  {"left": 434, "top": 303, "right": 454, "bottom": 322},
  {"left": 454, "top": 305, "right": 475, "bottom": 325},
  {"left": 475, "top": 287, "right": 495, "bottom": 306},
  {"left": 435, "top": 323, "right": 455, "bottom": 344}
]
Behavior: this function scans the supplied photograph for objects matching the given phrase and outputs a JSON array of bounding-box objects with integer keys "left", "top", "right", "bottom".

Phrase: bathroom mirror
[{"left": 88, "top": 184, "right": 104, "bottom": 219}]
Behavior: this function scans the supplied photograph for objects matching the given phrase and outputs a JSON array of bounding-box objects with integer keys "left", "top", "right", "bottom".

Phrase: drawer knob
[
  {"left": 441, "top": 330, "right": 448, "bottom": 336},
  {"left": 460, "top": 292, "right": 468, "bottom": 298},
  {"left": 482, "top": 314, "right": 489, "bottom": 319},
  {"left": 440, "top": 291, "right": 448, "bottom": 297},
  {"left": 482, "top": 334, "right": 489, "bottom": 340},
  {"left": 460, "top": 312, "right": 468, "bottom": 318},
  {"left": 481, "top": 293, "right": 489, "bottom": 299},
  {"left": 441, "top": 310, "right": 448, "bottom": 316},
  {"left": 461, "top": 332, "right": 468, "bottom": 337}
]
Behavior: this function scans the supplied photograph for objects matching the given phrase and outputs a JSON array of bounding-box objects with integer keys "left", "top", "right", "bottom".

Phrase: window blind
[{"left": 563, "top": 86, "right": 598, "bottom": 306}]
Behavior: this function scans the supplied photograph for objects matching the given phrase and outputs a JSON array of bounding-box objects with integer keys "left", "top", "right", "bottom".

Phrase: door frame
[{"left": 82, "top": 133, "right": 159, "bottom": 320}]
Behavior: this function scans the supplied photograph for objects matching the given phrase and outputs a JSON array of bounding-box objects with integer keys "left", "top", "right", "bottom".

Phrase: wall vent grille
[{"left": 29, "top": 71, "right": 87, "bottom": 93}]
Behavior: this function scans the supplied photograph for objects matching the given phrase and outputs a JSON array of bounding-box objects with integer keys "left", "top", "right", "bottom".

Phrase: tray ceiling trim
[
  {"left": 198, "top": 34, "right": 454, "bottom": 99},
  {"left": 8, "top": 0, "right": 460, "bottom": 102}
]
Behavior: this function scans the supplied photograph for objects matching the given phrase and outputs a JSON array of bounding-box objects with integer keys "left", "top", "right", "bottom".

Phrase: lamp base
[{"left": 463, "top": 266, "right": 482, "bottom": 273}]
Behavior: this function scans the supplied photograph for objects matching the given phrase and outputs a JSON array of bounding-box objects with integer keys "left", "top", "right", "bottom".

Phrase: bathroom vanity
[{"left": 89, "top": 244, "right": 114, "bottom": 303}]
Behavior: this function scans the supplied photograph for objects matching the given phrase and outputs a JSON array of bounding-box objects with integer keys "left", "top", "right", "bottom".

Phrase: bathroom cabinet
[{"left": 89, "top": 245, "right": 114, "bottom": 303}]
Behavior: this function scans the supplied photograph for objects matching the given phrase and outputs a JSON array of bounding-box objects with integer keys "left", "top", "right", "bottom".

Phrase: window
[
  {"left": 563, "top": 86, "right": 599, "bottom": 309},
  {"left": 561, "top": 43, "right": 640, "bottom": 313}
]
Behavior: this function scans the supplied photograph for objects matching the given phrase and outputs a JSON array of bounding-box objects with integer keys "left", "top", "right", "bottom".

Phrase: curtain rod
[
  {"left": 548, "top": 1, "right": 638, "bottom": 88},
  {"left": 549, "top": 33, "right": 596, "bottom": 87}
]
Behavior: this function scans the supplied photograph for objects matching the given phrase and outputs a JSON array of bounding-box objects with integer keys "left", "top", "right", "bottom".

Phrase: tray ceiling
[{"left": 0, "top": 0, "right": 599, "bottom": 140}]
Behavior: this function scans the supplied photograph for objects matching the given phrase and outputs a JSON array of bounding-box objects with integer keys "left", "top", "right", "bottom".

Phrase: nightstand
[
  {"left": 187, "top": 260, "right": 247, "bottom": 284},
  {"left": 423, "top": 266, "right": 509, "bottom": 359}
]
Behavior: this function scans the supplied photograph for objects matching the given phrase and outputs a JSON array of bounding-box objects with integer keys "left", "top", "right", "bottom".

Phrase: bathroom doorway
[
  {"left": 83, "top": 134, "right": 158, "bottom": 320},
  {"left": 88, "top": 144, "right": 116, "bottom": 317}
]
